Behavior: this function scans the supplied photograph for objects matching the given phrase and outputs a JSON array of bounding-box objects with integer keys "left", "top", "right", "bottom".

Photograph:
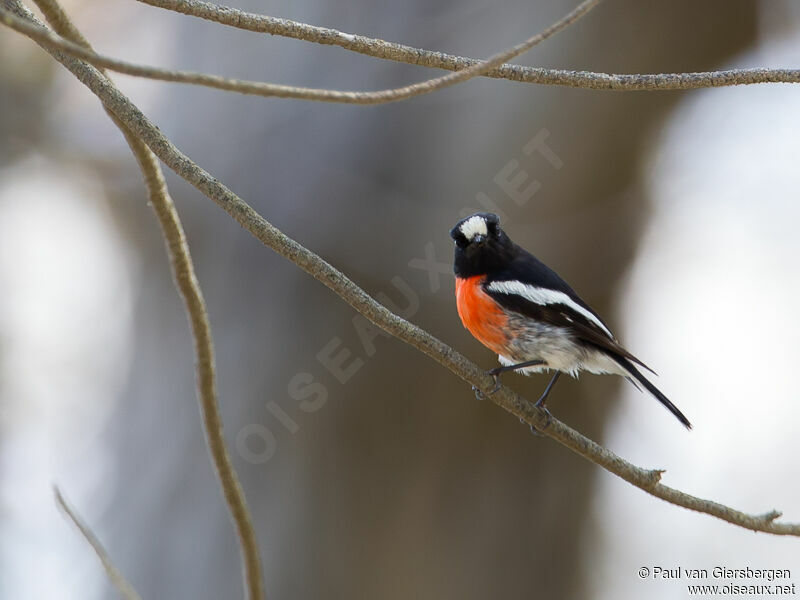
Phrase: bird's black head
[{"left": 450, "top": 212, "right": 515, "bottom": 278}]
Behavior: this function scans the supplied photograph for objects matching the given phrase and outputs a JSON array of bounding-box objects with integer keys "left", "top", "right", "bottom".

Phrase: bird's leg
[
  {"left": 535, "top": 371, "right": 561, "bottom": 409},
  {"left": 529, "top": 371, "right": 562, "bottom": 433},
  {"left": 487, "top": 359, "right": 545, "bottom": 394}
]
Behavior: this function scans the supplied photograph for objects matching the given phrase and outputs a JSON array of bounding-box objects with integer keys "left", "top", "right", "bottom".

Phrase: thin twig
[
  {"left": 54, "top": 487, "right": 143, "bottom": 600},
  {"left": 0, "top": 0, "right": 599, "bottom": 103},
  {"left": 118, "top": 123, "right": 265, "bottom": 600},
  {"left": 7, "top": 0, "right": 800, "bottom": 537},
  {"left": 137, "top": 0, "right": 800, "bottom": 91},
  {"left": 30, "top": 1, "right": 265, "bottom": 597}
]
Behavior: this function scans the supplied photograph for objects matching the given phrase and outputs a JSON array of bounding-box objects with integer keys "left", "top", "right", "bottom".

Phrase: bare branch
[
  {"left": 137, "top": 0, "right": 800, "bottom": 91},
  {"left": 0, "top": 0, "right": 599, "bottom": 103},
  {"left": 54, "top": 487, "right": 143, "bottom": 600},
  {"left": 117, "top": 118, "right": 266, "bottom": 600},
  {"left": 7, "top": 0, "right": 800, "bottom": 537},
  {"left": 31, "top": 1, "right": 265, "bottom": 597}
]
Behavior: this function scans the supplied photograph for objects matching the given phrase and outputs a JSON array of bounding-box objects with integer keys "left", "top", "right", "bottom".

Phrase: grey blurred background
[{"left": 2, "top": 0, "right": 799, "bottom": 598}]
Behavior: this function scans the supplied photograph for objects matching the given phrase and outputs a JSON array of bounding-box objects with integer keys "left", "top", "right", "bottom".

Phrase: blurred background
[{"left": 1, "top": 0, "right": 799, "bottom": 598}]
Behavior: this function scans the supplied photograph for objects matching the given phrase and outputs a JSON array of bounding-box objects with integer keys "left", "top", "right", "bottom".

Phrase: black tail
[{"left": 613, "top": 356, "right": 692, "bottom": 429}]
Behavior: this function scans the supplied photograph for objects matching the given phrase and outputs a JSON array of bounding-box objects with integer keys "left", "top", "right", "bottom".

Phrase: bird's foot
[
  {"left": 535, "top": 405, "right": 553, "bottom": 431},
  {"left": 486, "top": 368, "right": 504, "bottom": 395},
  {"left": 519, "top": 416, "right": 546, "bottom": 437},
  {"left": 520, "top": 408, "right": 552, "bottom": 436}
]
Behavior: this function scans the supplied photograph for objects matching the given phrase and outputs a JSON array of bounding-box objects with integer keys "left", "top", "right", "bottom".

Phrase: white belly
[{"left": 498, "top": 320, "right": 628, "bottom": 378}]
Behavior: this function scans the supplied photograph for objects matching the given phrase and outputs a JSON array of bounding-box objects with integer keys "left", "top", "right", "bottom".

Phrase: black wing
[
  {"left": 484, "top": 282, "right": 654, "bottom": 373},
  {"left": 487, "top": 246, "right": 655, "bottom": 373},
  {"left": 495, "top": 245, "right": 613, "bottom": 328}
]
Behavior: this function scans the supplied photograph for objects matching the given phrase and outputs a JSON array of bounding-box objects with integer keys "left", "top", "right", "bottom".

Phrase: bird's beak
[{"left": 473, "top": 234, "right": 486, "bottom": 244}]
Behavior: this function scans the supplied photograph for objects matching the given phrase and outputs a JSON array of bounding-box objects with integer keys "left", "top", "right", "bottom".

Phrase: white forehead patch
[{"left": 459, "top": 215, "right": 488, "bottom": 241}]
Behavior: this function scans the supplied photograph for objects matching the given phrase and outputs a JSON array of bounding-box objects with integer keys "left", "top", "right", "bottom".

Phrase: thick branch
[
  {"left": 7, "top": 0, "right": 800, "bottom": 537},
  {"left": 54, "top": 487, "right": 143, "bottom": 600},
  {"left": 29, "top": 1, "right": 265, "bottom": 597},
  {"left": 0, "top": 0, "right": 598, "bottom": 103},
  {"left": 137, "top": 0, "right": 800, "bottom": 91}
]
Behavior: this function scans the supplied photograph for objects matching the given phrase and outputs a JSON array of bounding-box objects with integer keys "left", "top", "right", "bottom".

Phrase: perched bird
[{"left": 451, "top": 212, "right": 691, "bottom": 429}]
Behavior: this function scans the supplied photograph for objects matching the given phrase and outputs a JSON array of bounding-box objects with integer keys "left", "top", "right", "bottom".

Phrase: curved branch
[
  {"left": 137, "top": 0, "right": 800, "bottom": 91},
  {"left": 0, "top": 0, "right": 598, "bottom": 103},
  {"left": 7, "top": 0, "right": 800, "bottom": 537},
  {"left": 119, "top": 114, "right": 266, "bottom": 600},
  {"left": 28, "top": 1, "right": 265, "bottom": 597}
]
